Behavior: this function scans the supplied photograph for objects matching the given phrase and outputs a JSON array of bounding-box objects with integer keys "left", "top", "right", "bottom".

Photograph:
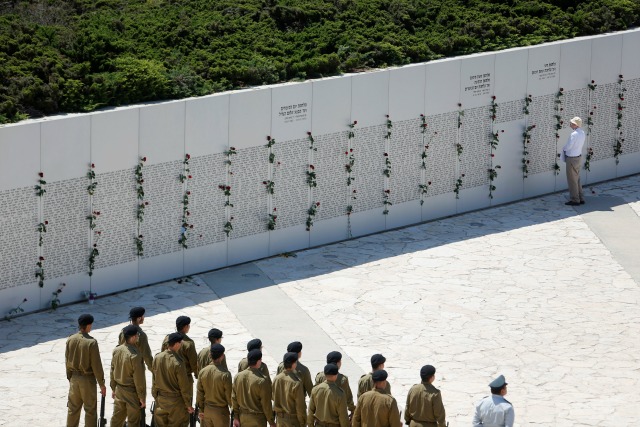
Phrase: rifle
[
  {"left": 229, "top": 410, "right": 235, "bottom": 427},
  {"left": 149, "top": 402, "right": 156, "bottom": 427},
  {"left": 99, "top": 395, "right": 107, "bottom": 427},
  {"left": 190, "top": 406, "right": 199, "bottom": 427},
  {"left": 140, "top": 406, "right": 147, "bottom": 427}
]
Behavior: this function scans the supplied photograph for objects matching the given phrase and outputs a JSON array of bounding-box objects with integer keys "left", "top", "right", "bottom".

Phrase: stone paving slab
[{"left": 1, "top": 174, "right": 639, "bottom": 426}]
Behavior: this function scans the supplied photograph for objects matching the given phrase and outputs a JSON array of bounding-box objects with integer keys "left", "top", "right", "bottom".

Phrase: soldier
[
  {"left": 273, "top": 352, "right": 306, "bottom": 427},
  {"left": 314, "top": 351, "right": 355, "bottom": 415},
  {"left": 472, "top": 375, "right": 514, "bottom": 427},
  {"left": 357, "top": 354, "right": 391, "bottom": 398},
  {"left": 197, "top": 343, "right": 232, "bottom": 427},
  {"left": 197, "top": 328, "right": 227, "bottom": 375},
  {"left": 277, "top": 341, "right": 313, "bottom": 397},
  {"left": 237, "top": 338, "right": 271, "bottom": 384},
  {"left": 232, "top": 348, "right": 275, "bottom": 427},
  {"left": 308, "top": 364, "right": 349, "bottom": 427},
  {"left": 65, "top": 313, "right": 106, "bottom": 427},
  {"left": 353, "top": 370, "right": 401, "bottom": 427},
  {"left": 404, "top": 365, "right": 446, "bottom": 427},
  {"left": 152, "top": 332, "right": 194, "bottom": 427},
  {"left": 110, "top": 325, "right": 146, "bottom": 427},
  {"left": 118, "top": 306, "right": 153, "bottom": 370},
  {"left": 161, "top": 316, "right": 198, "bottom": 383}
]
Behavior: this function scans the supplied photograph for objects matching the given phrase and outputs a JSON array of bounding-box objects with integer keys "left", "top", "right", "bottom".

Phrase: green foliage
[{"left": 1, "top": 0, "right": 639, "bottom": 123}]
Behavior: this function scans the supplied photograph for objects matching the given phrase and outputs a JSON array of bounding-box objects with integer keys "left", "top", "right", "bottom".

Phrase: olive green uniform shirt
[
  {"left": 404, "top": 382, "right": 446, "bottom": 427},
  {"left": 197, "top": 346, "right": 228, "bottom": 375},
  {"left": 238, "top": 357, "right": 272, "bottom": 385},
  {"left": 65, "top": 331, "right": 105, "bottom": 387},
  {"left": 110, "top": 343, "right": 146, "bottom": 401},
  {"left": 196, "top": 361, "right": 232, "bottom": 413},
  {"left": 353, "top": 388, "right": 402, "bottom": 427},
  {"left": 357, "top": 373, "right": 391, "bottom": 399},
  {"left": 277, "top": 360, "right": 313, "bottom": 397},
  {"left": 315, "top": 371, "right": 355, "bottom": 412},
  {"left": 273, "top": 370, "right": 307, "bottom": 426},
  {"left": 118, "top": 326, "right": 153, "bottom": 370},
  {"left": 231, "top": 366, "right": 274, "bottom": 423},
  {"left": 307, "top": 380, "right": 349, "bottom": 427},
  {"left": 152, "top": 350, "right": 193, "bottom": 408},
  {"left": 162, "top": 333, "right": 198, "bottom": 378}
]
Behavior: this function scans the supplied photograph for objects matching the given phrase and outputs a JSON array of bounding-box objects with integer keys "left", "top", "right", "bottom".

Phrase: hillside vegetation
[{"left": 1, "top": 0, "right": 639, "bottom": 123}]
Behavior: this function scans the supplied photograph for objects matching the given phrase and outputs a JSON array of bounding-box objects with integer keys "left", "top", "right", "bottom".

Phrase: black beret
[
  {"left": 372, "top": 369, "right": 388, "bottom": 382},
  {"left": 326, "top": 351, "right": 342, "bottom": 364},
  {"left": 287, "top": 341, "right": 303, "bottom": 353},
  {"left": 324, "top": 364, "right": 339, "bottom": 375},
  {"left": 210, "top": 344, "right": 225, "bottom": 360},
  {"left": 420, "top": 365, "right": 436, "bottom": 379},
  {"left": 129, "top": 306, "right": 145, "bottom": 319},
  {"left": 78, "top": 314, "right": 94, "bottom": 327},
  {"left": 247, "top": 349, "right": 262, "bottom": 365},
  {"left": 247, "top": 338, "right": 262, "bottom": 351},
  {"left": 208, "top": 328, "right": 223, "bottom": 339},
  {"left": 122, "top": 325, "right": 140, "bottom": 338},
  {"left": 283, "top": 352, "right": 298, "bottom": 364},
  {"left": 176, "top": 316, "right": 191, "bottom": 330},
  {"left": 371, "top": 354, "right": 386, "bottom": 367},
  {"left": 167, "top": 332, "right": 183, "bottom": 345}
]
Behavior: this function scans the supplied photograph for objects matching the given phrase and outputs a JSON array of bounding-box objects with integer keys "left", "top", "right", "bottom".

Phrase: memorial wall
[{"left": 1, "top": 30, "right": 640, "bottom": 316}]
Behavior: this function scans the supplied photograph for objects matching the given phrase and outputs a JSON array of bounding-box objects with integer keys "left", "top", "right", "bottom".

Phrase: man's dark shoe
[
  {"left": 565, "top": 201, "right": 580, "bottom": 206},
  {"left": 580, "top": 200, "right": 585, "bottom": 204}
]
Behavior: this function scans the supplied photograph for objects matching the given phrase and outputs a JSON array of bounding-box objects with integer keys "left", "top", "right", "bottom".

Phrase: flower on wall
[
  {"left": 135, "top": 156, "right": 147, "bottom": 256},
  {"left": 35, "top": 172, "right": 46, "bottom": 196},
  {"left": 306, "top": 202, "right": 320, "bottom": 231},
  {"left": 521, "top": 124, "right": 535, "bottom": 179},
  {"left": 489, "top": 95, "right": 498, "bottom": 121},
  {"left": 178, "top": 153, "right": 192, "bottom": 249},
  {"left": 86, "top": 163, "right": 97, "bottom": 195}
]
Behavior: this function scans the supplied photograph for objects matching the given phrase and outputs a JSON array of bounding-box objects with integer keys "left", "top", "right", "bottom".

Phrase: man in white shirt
[
  {"left": 472, "top": 375, "right": 514, "bottom": 427},
  {"left": 561, "top": 116, "right": 586, "bottom": 206}
]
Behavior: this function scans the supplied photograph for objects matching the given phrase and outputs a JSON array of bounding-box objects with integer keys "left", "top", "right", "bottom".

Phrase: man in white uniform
[{"left": 472, "top": 375, "right": 514, "bottom": 427}]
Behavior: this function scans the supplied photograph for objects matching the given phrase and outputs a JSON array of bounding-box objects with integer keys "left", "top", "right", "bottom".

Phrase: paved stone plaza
[{"left": 1, "top": 175, "right": 639, "bottom": 426}]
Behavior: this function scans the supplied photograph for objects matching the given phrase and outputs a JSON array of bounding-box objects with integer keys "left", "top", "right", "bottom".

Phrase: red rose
[
  {"left": 384, "top": 189, "right": 390, "bottom": 194},
  {"left": 22, "top": 298, "right": 27, "bottom": 302},
  {"left": 591, "top": 80, "right": 595, "bottom": 84},
  {"left": 620, "top": 97, "right": 624, "bottom": 101},
  {"left": 93, "top": 243, "right": 97, "bottom": 247},
  {"left": 420, "top": 114, "right": 424, "bottom": 117},
  {"left": 39, "top": 256, "right": 44, "bottom": 261},
  {"left": 618, "top": 106, "right": 623, "bottom": 111},
  {"left": 560, "top": 108, "right": 563, "bottom": 111},
  {"left": 428, "top": 181, "right": 432, "bottom": 185},
  {"left": 457, "top": 103, "right": 462, "bottom": 107},
  {"left": 461, "top": 174, "right": 465, "bottom": 177},
  {"left": 188, "top": 175, "right": 192, "bottom": 179},
  {"left": 593, "top": 106, "right": 596, "bottom": 109},
  {"left": 144, "top": 201, "right": 149, "bottom": 205},
  {"left": 189, "top": 225, "right": 194, "bottom": 229},
  {"left": 219, "top": 185, "right": 225, "bottom": 189},
  {"left": 491, "top": 154, "right": 495, "bottom": 157},
  {"left": 350, "top": 148, "right": 353, "bottom": 152},
  {"left": 38, "top": 172, "right": 44, "bottom": 177},
  {"left": 186, "top": 154, "right": 191, "bottom": 160},
  {"left": 316, "top": 202, "right": 320, "bottom": 206},
  {"left": 266, "top": 136, "right": 271, "bottom": 141},
  {"left": 230, "top": 147, "right": 236, "bottom": 150},
  {"left": 186, "top": 191, "right": 191, "bottom": 195},
  {"left": 491, "top": 95, "right": 496, "bottom": 100},
  {"left": 619, "top": 74, "right": 624, "bottom": 78},
  {"left": 307, "top": 131, "right": 312, "bottom": 135},
  {"left": 501, "top": 130, "right": 504, "bottom": 133},
  {"left": 96, "top": 231, "right": 101, "bottom": 235},
  {"left": 386, "top": 114, "right": 389, "bottom": 118},
  {"left": 142, "top": 156, "right": 147, "bottom": 162},
  {"left": 139, "top": 235, "right": 143, "bottom": 238},
  {"left": 273, "top": 208, "right": 277, "bottom": 212},
  {"left": 353, "top": 120, "right": 357, "bottom": 125},
  {"left": 309, "top": 165, "right": 315, "bottom": 170},
  {"left": 91, "top": 163, "right": 95, "bottom": 168},
  {"left": 345, "top": 151, "right": 349, "bottom": 155},
  {"left": 230, "top": 216, "right": 234, "bottom": 220},
  {"left": 186, "top": 211, "right": 190, "bottom": 216},
  {"left": 95, "top": 211, "right": 100, "bottom": 215},
  {"left": 263, "top": 181, "right": 267, "bottom": 185},
  {"left": 383, "top": 153, "right": 388, "bottom": 157},
  {"left": 590, "top": 112, "right": 593, "bottom": 116},
  {"left": 44, "top": 220, "right": 48, "bottom": 225},
  {"left": 434, "top": 132, "right": 438, "bottom": 135},
  {"left": 560, "top": 88, "right": 564, "bottom": 91}
]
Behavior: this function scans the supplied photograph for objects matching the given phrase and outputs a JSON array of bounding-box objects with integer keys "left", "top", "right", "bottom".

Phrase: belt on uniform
[
  {"left": 71, "top": 372, "right": 95, "bottom": 377},
  {"left": 411, "top": 420, "right": 438, "bottom": 426},
  {"left": 566, "top": 154, "right": 581, "bottom": 158},
  {"left": 276, "top": 412, "right": 299, "bottom": 420},
  {"left": 315, "top": 421, "right": 341, "bottom": 427},
  {"left": 239, "top": 409, "right": 265, "bottom": 416},
  {"left": 115, "top": 384, "right": 137, "bottom": 392},
  {"left": 205, "top": 402, "right": 228, "bottom": 409},
  {"left": 157, "top": 390, "right": 181, "bottom": 398}
]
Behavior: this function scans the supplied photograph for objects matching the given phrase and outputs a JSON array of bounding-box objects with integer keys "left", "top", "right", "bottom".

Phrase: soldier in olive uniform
[
  {"left": 308, "top": 364, "right": 349, "bottom": 427},
  {"left": 152, "top": 332, "right": 195, "bottom": 427},
  {"left": 357, "top": 354, "right": 391, "bottom": 398},
  {"left": 353, "top": 370, "right": 401, "bottom": 427},
  {"left": 232, "top": 349, "right": 275, "bottom": 427},
  {"left": 118, "top": 306, "right": 153, "bottom": 370},
  {"left": 276, "top": 341, "right": 313, "bottom": 397},
  {"left": 197, "top": 343, "right": 232, "bottom": 427},
  {"left": 472, "top": 375, "right": 514, "bottom": 427},
  {"left": 237, "top": 338, "right": 272, "bottom": 385},
  {"left": 65, "top": 313, "right": 106, "bottom": 427},
  {"left": 197, "top": 328, "right": 227, "bottom": 375},
  {"left": 314, "top": 351, "right": 355, "bottom": 414},
  {"left": 161, "top": 316, "right": 198, "bottom": 385},
  {"left": 273, "top": 352, "right": 307, "bottom": 427},
  {"left": 110, "top": 325, "right": 146, "bottom": 427},
  {"left": 404, "top": 365, "right": 446, "bottom": 427}
]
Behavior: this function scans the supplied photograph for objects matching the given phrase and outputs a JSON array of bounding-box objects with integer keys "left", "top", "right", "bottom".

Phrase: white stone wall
[{"left": 2, "top": 30, "right": 640, "bottom": 316}]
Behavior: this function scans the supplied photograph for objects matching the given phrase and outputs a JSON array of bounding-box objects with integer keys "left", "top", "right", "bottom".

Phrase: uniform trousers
[
  {"left": 409, "top": 421, "right": 438, "bottom": 427},
  {"left": 110, "top": 386, "right": 140, "bottom": 427},
  {"left": 202, "top": 404, "right": 230, "bottom": 427},
  {"left": 276, "top": 412, "right": 302, "bottom": 427},
  {"left": 239, "top": 411, "right": 268, "bottom": 427},
  {"left": 566, "top": 156, "right": 584, "bottom": 203},
  {"left": 154, "top": 394, "right": 189, "bottom": 427},
  {"left": 67, "top": 374, "right": 97, "bottom": 427}
]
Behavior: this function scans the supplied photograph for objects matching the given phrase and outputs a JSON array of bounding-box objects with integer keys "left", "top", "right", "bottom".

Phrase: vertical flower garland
[
  {"left": 382, "top": 115, "right": 392, "bottom": 215},
  {"left": 50, "top": 282, "right": 66, "bottom": 310},
  {"left": 457, "top": 103, "right": 464, "bottom": 129},
  {"left": 455, "top": 102, "right": 465, "bottom": 198},
  {"left": 134, "top": 156, "right": 147, "bottom": 256},
  {"left": 418, "top": 114, "right": 435, "bottom": 206},
  {"left": 222, "top": 146, "right": 236, "bottom": 236},
  {"left": 305, "top": 132, "right": 319, "bottom": 231},
  {"left": 178, "top": 154, "right": 192, "bottom": 248},
  {"left": 86, "top": 163, "right": 100, "bottom": 277},
  {"left": 35, "top": 171, "right": 47, "bottom": 288},
  {"left": 346, "top": 120, "right": 357, "bottom": 237},
  {"left": 553, "top": 88, "right": 564, "bottom": 175},
  {"left": 454, "top": 174, "right": 465, "bottom": 199},
  {"left": 489, "top": 128, "right": 504, "bottom": 199},
  {"left": 523, "top": 94, "right": 532, "bottom": 115},
  {"left": 264, "top": 136, "right": 278, "bottom": 231},
  {"left": 614, "top": 74, "right": 626, "bottom": 163},
  {"left": 522, "top": 125, "right": 535, "bottom": 178},
  {"left": 489, "top": 95, "right": 498, "bottom": 122},
  {"left": 584, "top": 147, "right": 594, "bottom": 171}
]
